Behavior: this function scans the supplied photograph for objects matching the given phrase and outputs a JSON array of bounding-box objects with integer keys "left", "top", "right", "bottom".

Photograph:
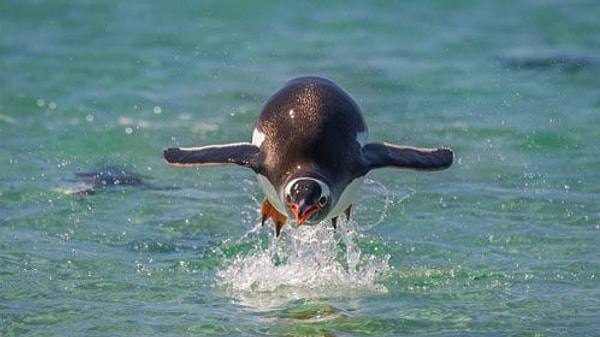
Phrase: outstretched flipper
[
  {"left": 261, "top": 198, "right": 288, "bottom": 237},
  {"left": 164, "top": 143, "right": 262, "bottom": 171},
  {"left": 362, "top": 143, "right": 453, "bottom": 172}
]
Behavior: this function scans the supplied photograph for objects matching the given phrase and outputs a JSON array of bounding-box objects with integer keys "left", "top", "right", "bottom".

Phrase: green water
[{"left": 1, "top": 1, "right": 599, "bottom": 336}]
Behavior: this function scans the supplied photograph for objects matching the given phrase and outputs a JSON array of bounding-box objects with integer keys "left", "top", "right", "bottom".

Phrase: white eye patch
[{"left": 284, "top": 177, "right": 330, "bottom": 202}]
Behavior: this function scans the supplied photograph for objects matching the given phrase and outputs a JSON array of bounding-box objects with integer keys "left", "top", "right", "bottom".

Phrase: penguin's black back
[{"left": 256, "top": 77, "right": 367, "bottom": 189}]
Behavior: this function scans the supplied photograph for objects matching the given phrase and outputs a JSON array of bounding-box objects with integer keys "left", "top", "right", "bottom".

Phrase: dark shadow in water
[
  {"left": 500, "top": 54, "right": 600, "bottom": 72},
  {"left": 59, "top": 166, "right": 174, "bottom": 195}
]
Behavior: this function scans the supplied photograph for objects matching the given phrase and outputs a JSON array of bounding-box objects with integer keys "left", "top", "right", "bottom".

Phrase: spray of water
[
  {"left": 214, "top": 178, "right": 413, "bottom": 309},
  {"left": 216, "top": 221, "right": 390, "bottom": 309}
]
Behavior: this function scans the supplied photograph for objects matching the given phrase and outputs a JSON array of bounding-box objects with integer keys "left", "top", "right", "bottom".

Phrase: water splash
[{"left": 216, "top": 220, "right": 390, "bottom": 309}]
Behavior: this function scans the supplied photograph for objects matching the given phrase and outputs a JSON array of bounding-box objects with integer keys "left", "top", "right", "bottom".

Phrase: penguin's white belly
[
  {"left": 256, "top": 174, "right": 288, "bottom": 216},
  {"left": 326, "top": 176, "right": 364, "bottom": 221}
]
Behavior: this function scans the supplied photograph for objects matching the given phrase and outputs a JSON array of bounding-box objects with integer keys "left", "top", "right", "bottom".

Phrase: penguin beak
[{"left": 290, "top": 201, "right": 319, "bottom": 226}]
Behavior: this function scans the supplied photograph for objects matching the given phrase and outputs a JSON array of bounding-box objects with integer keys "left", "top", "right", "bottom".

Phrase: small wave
[{"left": 216, "top": 221, "right": 390, "bottom": 310}]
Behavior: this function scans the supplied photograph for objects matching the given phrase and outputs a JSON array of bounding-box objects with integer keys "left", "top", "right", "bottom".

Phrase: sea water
[{"left": 1, "top": 1, "right": 599, "bottom": 336}]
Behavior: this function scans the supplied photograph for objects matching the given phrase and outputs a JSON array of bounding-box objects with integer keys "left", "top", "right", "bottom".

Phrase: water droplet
[{"left": 217, "top": 222, "right": 389, "bottom": 308}]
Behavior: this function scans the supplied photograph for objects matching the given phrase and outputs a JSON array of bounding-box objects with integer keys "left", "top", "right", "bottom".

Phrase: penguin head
[{"left": 283, "top": 177, "right": 331, "bottom": 225}]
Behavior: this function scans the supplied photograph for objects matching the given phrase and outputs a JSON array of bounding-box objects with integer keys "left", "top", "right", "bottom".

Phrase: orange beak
[{"left": 290, "top": 202, "right": 319, "bottom": 226}]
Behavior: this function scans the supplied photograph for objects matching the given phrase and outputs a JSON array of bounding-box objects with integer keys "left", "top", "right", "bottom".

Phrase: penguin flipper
[
  {"left": 362, "top": 143, "right": 453, "bottom": 172},
  {"left": 164, "top": 143, "right": 262, "bottom": 171}
]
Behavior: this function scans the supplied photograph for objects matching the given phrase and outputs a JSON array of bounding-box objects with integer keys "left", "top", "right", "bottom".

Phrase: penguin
[{"left": 164, "top": 76, "right": 453, "bottom": 236}]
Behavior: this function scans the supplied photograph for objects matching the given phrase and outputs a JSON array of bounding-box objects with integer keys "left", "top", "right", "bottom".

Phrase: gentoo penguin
[{"left": 164, "top": 76, "right": 453, "bottom": 236}]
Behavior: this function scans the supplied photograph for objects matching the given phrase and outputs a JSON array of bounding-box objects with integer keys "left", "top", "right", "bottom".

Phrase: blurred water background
[{"left": 1, "top": 1, "right": 599, "bottom": 336}]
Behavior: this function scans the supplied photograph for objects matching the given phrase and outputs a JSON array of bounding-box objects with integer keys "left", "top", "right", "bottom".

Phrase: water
[{"left": 1, "top": 1, "right": 599, "bottom": 336}]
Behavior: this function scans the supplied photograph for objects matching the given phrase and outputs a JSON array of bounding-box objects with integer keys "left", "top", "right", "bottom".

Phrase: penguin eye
[
  {"left": 285, "top": 194, "right": 292, "bottom": 204},
  {"left": 318, "top": 195, "right": 328, "bottom": 207}
]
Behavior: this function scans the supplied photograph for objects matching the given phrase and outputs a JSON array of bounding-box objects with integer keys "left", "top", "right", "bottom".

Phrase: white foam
[{"left": 216, "top": 220, "right": 390, "bottom": 310}]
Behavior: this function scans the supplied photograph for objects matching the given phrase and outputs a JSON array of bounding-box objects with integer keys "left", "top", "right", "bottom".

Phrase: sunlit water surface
[{"left": 1, "top": 1, "right": 599, "bottom": 336}]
